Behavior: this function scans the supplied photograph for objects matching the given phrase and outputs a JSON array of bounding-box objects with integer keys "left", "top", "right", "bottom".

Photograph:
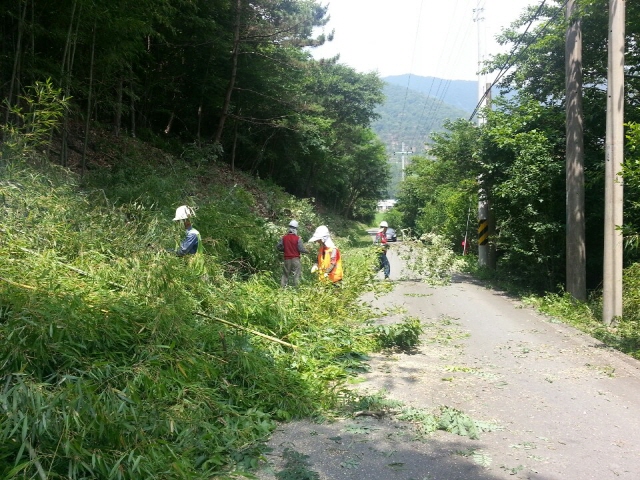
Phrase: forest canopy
[{"left": 0, "top": 0, "right": 389, "bottom": 219}]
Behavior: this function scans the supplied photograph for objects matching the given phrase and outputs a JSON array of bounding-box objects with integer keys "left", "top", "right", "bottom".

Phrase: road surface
[{"left": 259, "top": 242, "right": 640, "bottom": 479}]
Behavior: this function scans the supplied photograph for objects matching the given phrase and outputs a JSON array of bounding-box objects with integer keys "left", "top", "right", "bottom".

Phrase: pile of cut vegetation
[{"left": 0, "top": 152, "right": 391, "bottom": 479}]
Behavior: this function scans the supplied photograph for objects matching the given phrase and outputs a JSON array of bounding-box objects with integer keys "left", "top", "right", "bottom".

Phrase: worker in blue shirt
[{"left": 172, "top": 205, "right": 202, "bottom": 256}]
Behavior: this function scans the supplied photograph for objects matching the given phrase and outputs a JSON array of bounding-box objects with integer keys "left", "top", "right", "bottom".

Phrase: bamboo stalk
[
  {"left": 4, "top": 229, "right": 295, "bottom": 349},
  {"left": 25, "top": 440, "right": 47, "bottom": 480},
  {"left": 0, "top": 276, "right": 36, "bottom": 290},
  {"left": 14, "top": 245, "right": 125, "bottom": 290},
  {"left": 193, "top": 311, "right": 297, "bottom": 349}
]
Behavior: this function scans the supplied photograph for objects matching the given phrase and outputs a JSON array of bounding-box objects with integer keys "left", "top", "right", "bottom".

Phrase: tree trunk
[
  {"left": 214, "top": 0, "right": 242, "bottom": 144},
  {"left": 114, "top": 76, "right": 123, "bottom": 137},
  {"left": 82, "top": 21, "right": 97, "bottom": 179},
  {"left": 54, "top": 0, "right": 78, "bottom": 162},
  {"left": 250, "top": 130, "right": 275, "bottom": 175},
  {"left": 3, "top": 0, "right": 28, "bottom": 140},
  {"left": 231, "top": 116, "right": 239, "bottom": 173},
  {"left": 129, "top": 64, "right": 136, "bottom": 137},
  {"left": 197, "top": 105, "right": 202, "bottom": 147}
]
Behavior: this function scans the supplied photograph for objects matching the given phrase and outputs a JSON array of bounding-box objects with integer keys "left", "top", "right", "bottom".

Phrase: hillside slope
[
  {"left": 372, "top": 82, "right": 470, "bottom": 155},
  {"left": 0, "top": 138, "right": 393, "bottom": 478}
]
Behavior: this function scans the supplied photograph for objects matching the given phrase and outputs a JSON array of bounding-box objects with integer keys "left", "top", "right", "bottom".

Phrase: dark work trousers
[{"left": 379, "top": 251, "right": 390, "bottom": 279}]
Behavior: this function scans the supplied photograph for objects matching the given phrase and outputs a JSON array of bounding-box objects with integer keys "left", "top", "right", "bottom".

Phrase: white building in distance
[{"left": 377, "top": 199, "right": 397, "bottom": 212}]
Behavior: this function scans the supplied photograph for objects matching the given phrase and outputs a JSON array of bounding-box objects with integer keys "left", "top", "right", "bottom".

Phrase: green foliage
[
  {"left": 275, "top": 449, "right": 320, "bottom": 480},
  {"left": 400, "top": 233, "right": 466, "bottom": 285},
  {"left": 373, "top": 317, "right": 423, "bottom": 350},
  {"left": 396, "top": 119, "right": 479, "bottom": 246},
  {"left": 1, "top": 79, "right": 69, "bottom": 156},
  {"left": 372, "top": 81, "right": 469, "bottom": 154},
  {"left": 0, "top": 155, "right": 384, "bottom": 478},
  {"left": 378, "top": 208, "right": 403, "bottom": 231},
  {"left": 525, "top": 265, "right": 640, "bottom": 360},
  {"left": 339, "top": 390, "right": 403, "bottom": 414},
  {"left": 483, "top": 97, "right": 565, "bottom": 291},
  {"left": 396, "top": 405, "right": 482, "bottom": 440},
  {"left": 392, "top": 1, "right": 640, "bottom": 295},
  {"left": 623, "top": 122, "right": 640, "bottom": 263},
  {"left": 437, "top": 406, "right": 479, "bottom": 440},
  {"left": 0, "top": 0, "right": 388, "bottom": 221}
]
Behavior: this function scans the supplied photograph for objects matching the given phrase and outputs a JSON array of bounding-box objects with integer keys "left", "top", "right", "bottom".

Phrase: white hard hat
[
  {"left": 379, "top": 221, "right": 388, "bottom": 228},
  {"left": 289, "top": 220, "right": 299, "bottom": 228},
  {"left": 173, "top": 205, "right": 194, "bottom": 221},
  {"left": 308, "top": 225, "right": 329, "bottom": 243}
]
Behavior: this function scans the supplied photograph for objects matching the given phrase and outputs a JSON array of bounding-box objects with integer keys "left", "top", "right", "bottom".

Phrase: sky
[{"left": 310, "top": 0, "right": 537, "bottom": 82}]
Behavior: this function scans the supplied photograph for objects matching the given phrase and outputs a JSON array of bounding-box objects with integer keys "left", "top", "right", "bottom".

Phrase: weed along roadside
[
  {"left": 259, "top": 246, "right": 640, "bottom": 480},
  {"left": 0, "top": 157, "right": 407, "bottom": 478},
  {"left": 5, "top": 156, "right": 640, "bottom": 479}
]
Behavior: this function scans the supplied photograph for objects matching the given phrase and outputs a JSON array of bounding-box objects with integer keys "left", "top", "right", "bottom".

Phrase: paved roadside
[{"left": 257, "top": 246, "right": 640, "bottom": 479}]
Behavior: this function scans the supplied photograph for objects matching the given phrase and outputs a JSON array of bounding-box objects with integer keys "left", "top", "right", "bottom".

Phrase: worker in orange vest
[{"left": 308, "top": 225, "right": 343, "bottom": 284}]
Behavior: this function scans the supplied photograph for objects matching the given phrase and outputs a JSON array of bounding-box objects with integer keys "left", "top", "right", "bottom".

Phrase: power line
[
  {"left": 402, "top": 0, "right": 472, "bottom": 150},
  {"left": 396, "top": 0, "right": 427, "bottom": 147},
  {"left": 468, "top": 0, "right": 570, "bottom": 121}
]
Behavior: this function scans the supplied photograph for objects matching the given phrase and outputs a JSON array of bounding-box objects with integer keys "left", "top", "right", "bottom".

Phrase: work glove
[{"left": 311, "top": 265, "right": 318, "bottom": 273}]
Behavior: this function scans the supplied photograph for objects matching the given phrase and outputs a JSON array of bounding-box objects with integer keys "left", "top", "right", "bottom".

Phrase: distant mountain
[
  {"left": 372, "top": 79, "right": 471, "bottom": 198},
  {"left": 383, "top": 74, "right": 478, "bottom": 113},
  {"left": 372, "top": 81, "right": 470, "bottom": 155}
]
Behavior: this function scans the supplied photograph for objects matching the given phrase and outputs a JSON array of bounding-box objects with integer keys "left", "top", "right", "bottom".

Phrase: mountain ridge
[
  {"left": 382, "top": 74, "right": 478, "bottom": 113},
  {"left": 372, "top": 75, "right": 475, "bottom": 197}
]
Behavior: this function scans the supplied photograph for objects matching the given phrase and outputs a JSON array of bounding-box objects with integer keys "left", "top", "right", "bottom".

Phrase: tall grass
[{"left": 0, "top": 154, "right": 388, "bottom": 478}]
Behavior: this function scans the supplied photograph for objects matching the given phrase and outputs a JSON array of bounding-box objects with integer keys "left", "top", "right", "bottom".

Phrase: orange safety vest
[{"left": 317, "top": 244, "right": 343, "bottom": 283}]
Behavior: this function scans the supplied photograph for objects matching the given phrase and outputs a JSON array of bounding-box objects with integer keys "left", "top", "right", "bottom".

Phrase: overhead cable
[{"left": 468, "top": 0, "right": 570, "bottom": 121}]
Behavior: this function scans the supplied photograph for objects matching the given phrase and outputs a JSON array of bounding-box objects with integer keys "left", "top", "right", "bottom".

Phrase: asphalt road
[{"left": 258, "top": 243, "right": 640, "bottom": 479}]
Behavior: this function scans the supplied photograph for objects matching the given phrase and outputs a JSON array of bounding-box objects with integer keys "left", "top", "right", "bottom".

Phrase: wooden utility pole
[
  {"left": 603, "top": 0, "right": 625, "bottom": 325},
  {"left": 565, "top": 0, "right": 586, "bottom": 301}
]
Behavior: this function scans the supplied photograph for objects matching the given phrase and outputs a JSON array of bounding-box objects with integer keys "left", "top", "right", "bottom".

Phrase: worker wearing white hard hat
[
  {"left": 172, "top": 205, "right": 202, "bottom": 256},
  {"left": 374, "top": 221, "right": 390, "bottom": 279},
  {"left": 309, "top": 225, "right": 343, "bottom": 284},
  {"left": 276, "top": 219, "right": 307, "bottom": 287}
]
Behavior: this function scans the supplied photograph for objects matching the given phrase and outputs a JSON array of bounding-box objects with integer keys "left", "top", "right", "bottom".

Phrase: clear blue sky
[{"left": 311, "top": 0, "right": 536, "bottom": 82}]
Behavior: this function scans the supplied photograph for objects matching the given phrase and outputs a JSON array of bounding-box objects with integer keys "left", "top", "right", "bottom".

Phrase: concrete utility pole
[
  {"left": 603, "top": 0, "right": 625, "bottom": 325},
  {"left": 478, "top": 83, "right": 494, "bottom": 268},
  {"left": 474, "top": 3, "right": 494, "bottom": 269},
  {"left": 565, "top": 0, "right": 587, "bottom": 301},
  {"left": 473, "top": 3, "right": 485, "bottom": 115},
  {"left": 394, "top": 143, "right": 412, "bottom": 181}
]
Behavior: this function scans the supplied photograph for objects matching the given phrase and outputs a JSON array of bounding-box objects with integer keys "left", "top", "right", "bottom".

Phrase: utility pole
[
  {"left": 474, "top": 4, "right": 494, "bottom": 269},
  {"left": 394, "top": 143, "right": 412, "bottom": 182},
  {"left": 478, "top": 83, "right": 494, "bottom": 268},
  {"left": 473, "top": 3, "right": 485, "bottom": 115},
  {"left": 565, "top": 0, "right": 586, "bottom": 301},
  {"left": 603, "top": 0, "right": 625, "bottom": 325}
]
